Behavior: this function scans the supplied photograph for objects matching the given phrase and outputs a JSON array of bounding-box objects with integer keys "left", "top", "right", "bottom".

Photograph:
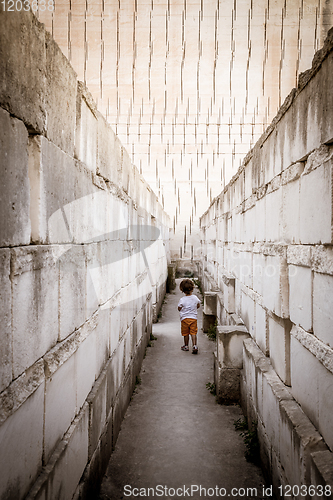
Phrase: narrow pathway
[{"left": 99, "top": 280, "right": 265, "bottom": 500}]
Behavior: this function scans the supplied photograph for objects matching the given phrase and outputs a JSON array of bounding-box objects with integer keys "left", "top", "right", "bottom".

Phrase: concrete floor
[{"left": 99, "top": 281, "right": 266, "bottom": 500}]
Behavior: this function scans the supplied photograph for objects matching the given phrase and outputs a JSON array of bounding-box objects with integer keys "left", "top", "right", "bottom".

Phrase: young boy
[{"left": 178, "top": 279, "right": 201, "bottom": 354}]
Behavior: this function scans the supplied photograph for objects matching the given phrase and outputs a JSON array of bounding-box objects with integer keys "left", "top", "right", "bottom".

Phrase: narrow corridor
[{"left": 99, "top": 280, "right": 265, "bottom": 500}]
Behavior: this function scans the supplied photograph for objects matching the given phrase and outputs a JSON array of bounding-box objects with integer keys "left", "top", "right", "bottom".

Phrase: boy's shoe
[
  {"left": 192, "top": 346, "right": 198, "bottom": 354},
  {"left": 181, "top": 345, "right": 189, "bottom": 351}
]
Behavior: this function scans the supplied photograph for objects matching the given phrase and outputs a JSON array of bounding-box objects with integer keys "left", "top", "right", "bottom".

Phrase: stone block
[
  {"left": 262, "top": 254, "right": 289, "bottom": 318},
  {"left": 79, "top": 440, "right": 102, "bottom": 500},
  {"left": 45, "top": 32, "right": 77, "bottom": 156},
  {"left": 217, "top": 325, "right": 249, "bottom": 369},
  {"left": 287, "top": 244, "right": 311, "bottom": 267},
  {"left": 313, "top": 272, "right": 333, "bottom": 347},
  {"left": 70, "top": 165, "right": 102, "bottom": 244},
  {"left": 11, "top": 246, "right": 59, "bottom": 378},
  {"left": 291, "top": 329, "right": 320, "bottom": 423},
  {"left": 110, "top": 304, "right": 121, "bottom": 354},
  {"left": 291, "top": 325, "right": 333, "bottom": 450},
  {"left": 310, "top": 451, "right": 333, "bottom": 498},
  {"left": 128, "top": 164, "right": 137, "bottom": 202},
  {"left": 75, "top": 82, "right": 98, "bottom": 173},
  {"left": 241, "top": 291, "right": 255, "bottom": 338},
  {"left": 116, "top": 336, "right": 126, "bottom": 390},
  {"left": 242, "top": 345, "right": 256, "bottom": 413},
  {"left": 122, "top": 327, "right": 132, "bottom": 374},
  {"left": 0, "top": 382, "right": 44, "bottom": 500},
  {"left": 257, "top": 419, "right": 272, "bottom": 482},
  {"left": 238, "top": 250, "right": 252, "bottom": 287},
  {"left": 268, "top": 315, "right": 291, "bottom": 385},
  {"left": 44, "top": 354, "right": 76, "bottom": 463},
  {"left": 318, "top": 360, "right": 333, "bottom": 452},
  {"left": 29, "top": 404, "right": 89, "bottom": 500},
  {"left": 216, "top": 325, "right": 250, "bottom": 403},
  {"left": 282, "top": 178, "right": 300, "bottom": 244},
  {"left": 299, "top": 160, "right": 332, "bottom": 245},
  {"left": 59, "top": 245, "right": 86, "bottom": 341},
  {"left": 106, "top": 352, "right": 119, "bottom": 413},
  {"left": 222, "top": 276, "right": 235, "bottom": 313},
  {"left": 233, "top": 211, "right": 243, "bottom": 243},
  {"left": 90, "top": 187, "right": 112, "bottom": 240},
  {"left": 256, "top": 303, "right": 268, "bottom": 356},
  {"left": 112, "top": 368, "right": 134, "bottom": 447},
  {"left": 243, "top": 338, "right": 287, "bottom": 424},
  {"left": 279, "top": 399, "right": 326, "bottom": 486},
  {"left": 261, "top": 372, "right": 282, "bottom": 455},
  {"left": 50, "top": 405, "right": 89, "bottom": 500},
  {"left": 281, "top": 161, "right": 304, "bottom": 186},
  {"left": 0, "top": 249, "right": 12, "bottom": 392},
  {"left": 119, "top": 288, "right": 130, "bottom": 333},
  {"left": 254, "top": 363, "right": 265, "bottom": 424},
  {"left": 265, "top": 188, "right": 282, "bottom": 242},
  {"left": 243, "top": 206, "right": 255, "bottom": 243},
  {"left": 216, "top": 368, "right": 241, "bottom": 403},
  {"left": 0, "top": 10, "right": 46, "bottom": 133},
  {"left": 311, "top": 245, "right": 333, "bottom": 275},
  {"left": 85, "top": 244, "right": 100, "bottom": 318},
  {"left": 76, "top": 331, "right": 97, "bottom": 412},
  {"left": 121, "top": 241, "right": 130, "bottom": 288},
  {"left": 235, "top": 279, "right": 242, "bottom": 317},
  {"left": 253, "top": 252, "right": 265, "bottom": 296},
  {"left": 216, "top": 292, "right": 223, "bottom": 323},
  {"left": 255, "top": 197, "right": 266, "bottom": 242},
  {"left": 97, "top": 112, "right": 120, "bottom": 184},
  {"left": 289, "top": 265, "right": 312, "bottom": 332},
  {"left": 270, "top": 448, "right": 287, "bottom": 497},
  {"left": 0, "top": 107, "right": 30, "bottom": 246},
  {"left": 85, "top": 240, "right": 123, "bottom": 317},
  {"left": 30, "top": 136, "right": 97, "bottom": 244},
  {"left": 28, "top": 136, "right": 46, "bottom": 244},
  {"left": 202, "top": 312, "right": 216, "bottom": 333},
  {"left": 203, "top": 291, "right": 217, "bottom": 315},
  {"left": 131, "top": 314, "right": 138, "bottom": 354},
  {"left": 120, "top": 146, "right": 132, "bottom": 194}
]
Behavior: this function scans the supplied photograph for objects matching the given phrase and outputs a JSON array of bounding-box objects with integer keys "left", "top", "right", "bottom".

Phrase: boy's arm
[
  {"left": 178, "top": 306, "right": 182, "bottom": 311},
  {"left": 197, "top": 303, "right": 200, "bottom": 308}
]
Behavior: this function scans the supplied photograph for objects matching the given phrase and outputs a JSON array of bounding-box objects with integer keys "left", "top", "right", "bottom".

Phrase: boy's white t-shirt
[{"left": 178, "top": 294, "right": 201, "bottom": 321}]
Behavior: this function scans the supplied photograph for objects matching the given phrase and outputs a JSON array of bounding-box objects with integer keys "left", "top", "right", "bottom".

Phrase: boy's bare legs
[
  {"left": 190, "top": 334, "right": 197, "bottom": 346},
  {"left": 183, "top": 334, "right": 190, "bottom": 346}
]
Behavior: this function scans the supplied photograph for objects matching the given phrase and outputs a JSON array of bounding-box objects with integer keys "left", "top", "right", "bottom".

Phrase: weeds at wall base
[
  {"left": 206, "top": 382, "right": 216, "bottom": 396},
  {"left": 147, "top": 332, "right": 157, "bottom": 347},
  {"left": 206, "top": 319, "right": 218, "bottom": 341},
  {"left": 234, "top": 418, "right": 261, "bottom": 465}
]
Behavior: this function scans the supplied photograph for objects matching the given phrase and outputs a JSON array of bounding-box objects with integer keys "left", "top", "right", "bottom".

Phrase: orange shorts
[{"left": 181, "top": 318, "right": 198, "bottom": 336}]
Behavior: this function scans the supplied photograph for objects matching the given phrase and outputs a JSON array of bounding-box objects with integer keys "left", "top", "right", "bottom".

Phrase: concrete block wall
[
  {"left": 200, "top": 28, "right": 333, "bottom": 496},
  {"left": 0, "top": 9, "right": 170, "bottom": 500}
]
